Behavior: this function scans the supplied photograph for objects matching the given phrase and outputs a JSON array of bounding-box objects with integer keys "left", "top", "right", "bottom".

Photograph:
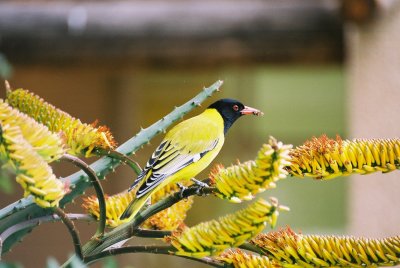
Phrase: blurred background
[{"left": 0, "top": 0, "right": 399, "bottom": 267}]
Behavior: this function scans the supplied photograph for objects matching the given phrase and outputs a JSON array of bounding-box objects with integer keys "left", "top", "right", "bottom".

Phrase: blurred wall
[{"left": 347, "top": 3, "right": 400, "bottom": 237}]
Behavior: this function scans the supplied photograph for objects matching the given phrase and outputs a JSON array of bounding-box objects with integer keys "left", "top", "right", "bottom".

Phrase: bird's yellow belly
[{"left": 156, "top": 138, "right": 224, "bottom": 190}]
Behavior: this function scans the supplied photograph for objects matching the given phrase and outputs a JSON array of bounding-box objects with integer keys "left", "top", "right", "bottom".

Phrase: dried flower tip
[
  {"left": 0, "top": 100, "right": 65, "bottom": 162},
  {"left": 1, "top": 124, "right": 66, "bottom": 207},
  {"left": 288, "top": 135, "right": 400, "bottom": 180},
  {"left": 217, "top": 249, "right": 279, "bottom": 268},
  {"left": 251, "top": 227, "right": 400, "bottom": 267},
  {"left": 210, "top": 136, "right": 292, "bottom": 202},
  {"left": 167, "top": 198, "right": 282, "bottom": 257},
  {"left": 6, "top": 88, "right": 117, "bottom": 157}
]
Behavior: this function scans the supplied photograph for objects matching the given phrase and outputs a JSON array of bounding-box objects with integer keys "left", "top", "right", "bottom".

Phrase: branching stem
[
  {"left": 61, "top": 154, "right": 106, "bottom": 237},
  {"left": 95, "top": 148, "right": 142, "bottom": 175},
  {"left": 52, "top": 207, "right": 83, "bottom": 260}
]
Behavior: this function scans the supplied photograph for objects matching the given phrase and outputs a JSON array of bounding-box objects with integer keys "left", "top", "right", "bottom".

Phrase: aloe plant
[{"left": 0, "top": 80, "right": 399, "bottom": 268}]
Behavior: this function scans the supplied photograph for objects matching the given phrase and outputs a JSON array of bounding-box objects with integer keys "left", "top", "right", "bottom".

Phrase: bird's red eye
[{"left": 232, "top": 104, "right": 239, "bottom": 111}]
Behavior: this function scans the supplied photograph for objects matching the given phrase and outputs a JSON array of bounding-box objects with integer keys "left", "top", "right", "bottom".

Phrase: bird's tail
[{"left": 119, "top": 193, "right": 150, "bottom": 221}]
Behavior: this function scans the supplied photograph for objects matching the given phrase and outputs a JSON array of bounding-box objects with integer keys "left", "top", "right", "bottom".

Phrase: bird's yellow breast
[{"left": 158, "top": 108, "right": 225, "bottom": 186}]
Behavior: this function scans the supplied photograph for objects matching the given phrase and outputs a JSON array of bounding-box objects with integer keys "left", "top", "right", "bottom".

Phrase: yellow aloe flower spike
[
  {"left": 0, "top": 100, "right": 65, "bottom": 162},
  {"left": 217, "top": 249, "right": 280, "bottom": 268},
  {"left": 0, "top": 124, "right": 66, "bottom": 207},
  {"left": 82, "top": 181, "right": 193, "bottom": 229},
  {"left": 83, "top": 190, "right": 135, "bottom": 227},
  {"left": 6, "top": 88, "right": 116, "bottom": 157},
  {"left": 251, "top": 227, "right": 400, "bottom": 267},
  {"left": 166, "top": 198, "right": 284, "bottom": 258},
  {"left": 289, "top": 134, "right": 400, "bottom": 179},
  {"left": 210, "top": 136, "right": 292, "bottom": 202}
]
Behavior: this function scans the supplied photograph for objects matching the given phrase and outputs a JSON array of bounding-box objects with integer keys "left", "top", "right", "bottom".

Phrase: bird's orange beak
[{"left": 241, "top": 106, "right": 264, "bottom": 116}]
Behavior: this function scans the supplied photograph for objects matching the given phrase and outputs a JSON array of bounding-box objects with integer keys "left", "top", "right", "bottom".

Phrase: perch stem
[
  {"left": 134, "top": 229, "right": 172, "bottom": 238},
  {"left": 85, "top": 245, "right": 226, "bottom": 267},
  {"left": 82, "top": 183, "right": 215, "bottom": 255}
]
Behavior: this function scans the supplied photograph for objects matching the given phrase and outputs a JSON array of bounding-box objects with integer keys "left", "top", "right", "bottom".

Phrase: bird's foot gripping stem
[
  {"left": 176, "top": 183, "right": 188, "bottom": 198},
  {"left": 191, "top": 178, "right": 209, "bottom": 196}
]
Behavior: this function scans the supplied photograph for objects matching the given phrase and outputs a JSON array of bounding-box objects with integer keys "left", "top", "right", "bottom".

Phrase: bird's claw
[
  {"left": 191, "top": 178, "right": 209, "bottom": 196},
  {"left": 176, "top": 183, "right": 188, "bottom": 198}
]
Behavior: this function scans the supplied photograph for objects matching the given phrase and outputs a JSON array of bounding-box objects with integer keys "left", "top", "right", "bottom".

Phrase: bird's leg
[
  {"left": 191, "top": 178, "right": 209, "bottom": 196},
  {"left": 146, "top": 198, "right": 152, "bottom": 206},
  {"left": 139, "top": 197, "right": 152, "bottom": 212},
  {"left": 176, "top": 183, "right": 188, "bottom": 198}
]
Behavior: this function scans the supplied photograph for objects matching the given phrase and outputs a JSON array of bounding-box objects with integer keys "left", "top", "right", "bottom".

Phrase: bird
[{"left": 120, "top": 98, "right": 263, "bottom": 220}]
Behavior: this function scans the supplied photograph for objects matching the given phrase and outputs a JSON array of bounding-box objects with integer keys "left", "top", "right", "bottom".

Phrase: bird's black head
[{"left": 208, "top": 98, "right": 263, "bottom": 134}]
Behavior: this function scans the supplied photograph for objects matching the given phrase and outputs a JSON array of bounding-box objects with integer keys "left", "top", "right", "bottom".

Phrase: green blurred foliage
[{"left": 0, "top": 53, "right": 12, "bottom": 80}]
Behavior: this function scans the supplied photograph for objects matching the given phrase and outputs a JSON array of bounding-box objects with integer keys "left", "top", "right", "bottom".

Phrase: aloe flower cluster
[
  {"left": 83, "top": 191, "right": 134, "bottom": 227},
  {"left": 0, "top": 100, "right": 65, "bottom": 162},
  {"left": 141, "top": 181, "right": 194, "bottom": 230},
  {"left": 289, "top": 135, "right": 400, "bottom": 179},
  {"left": 210, "top": 137, "right": 292, "bottom": 202},
  {"left": 1, "top": 85, "right": 117, "bottom": 208},
  {"left": 83, "top": 181, "right": 193, "bottom": 229},
  {"left": 0, "top": 123, "right": 65, "bottom": 207},
  {"left": 6, "top": 88, "right": 116, "bottom": 157},
  {"left": 167, "top": 198, "right": 283, "bottom": 258},
  {"left": 251, "top": 227, "right": 400, "bottom": 267}
]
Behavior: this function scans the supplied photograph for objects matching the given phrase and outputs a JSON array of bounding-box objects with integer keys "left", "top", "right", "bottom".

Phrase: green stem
[
  {"left": 239, "top": 242, "right": 264, "bottom": 255},
  {"left": 82, "top": 184, "right": 215, "bottom": 256},
  {"left": 179, "top": 256, "right": 227, "bottom": 268},
  {"left": 84, "top": 245, "right": 226, "bottom": 268},
  {"left": 0, "top": 81, "right": 222, "bottom": 254},
  {"left": 85, "top": 245, "right": 172, "bottom": 264},
  {"left": 60, "top": 154, "right": 106, "bottom": 237},
  {"left": 95, "top": 148, "right": 142, "bottom": 176},
  {"left": 52, "top": 208, "right": 83, "bottom": 260},
  {"left": 134, "top": 229, "right": 172, "bottom": 238}
]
